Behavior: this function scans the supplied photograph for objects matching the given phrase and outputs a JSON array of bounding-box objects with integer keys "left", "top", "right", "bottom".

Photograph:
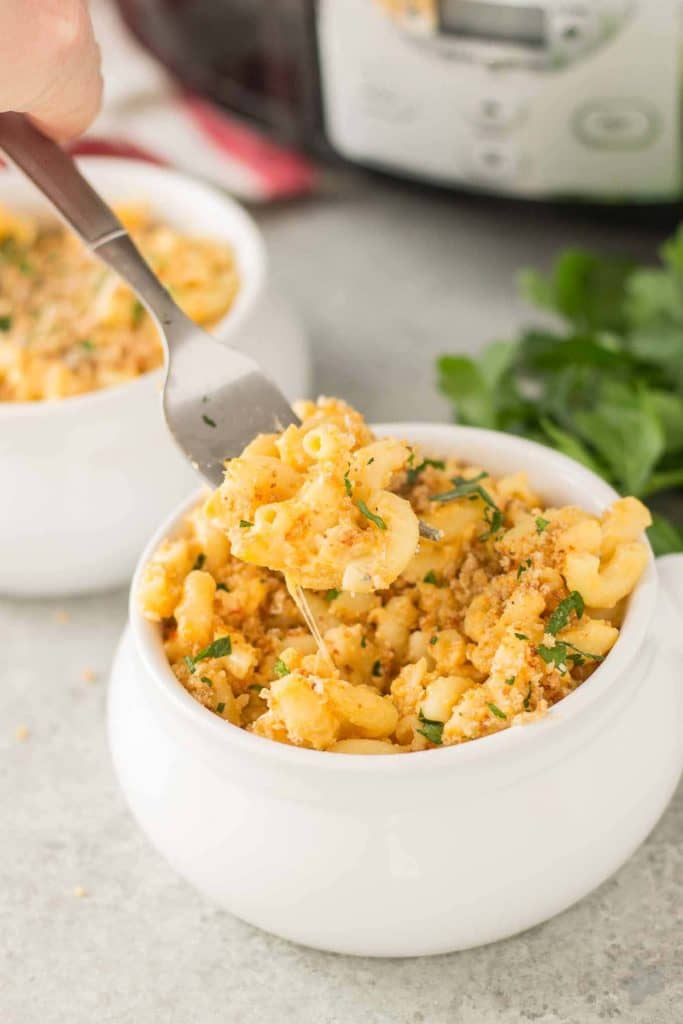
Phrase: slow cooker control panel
[{"left": 317, "top": 0, "right": 680, "bottom": 200}]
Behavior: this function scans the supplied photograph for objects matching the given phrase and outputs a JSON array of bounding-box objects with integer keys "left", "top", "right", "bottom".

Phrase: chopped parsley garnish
[
  {"left": 423, "top": 570, "right": 438, "bottom": 585},
  {"left": 537, "top": 639, "right": 604, "bottom": 672},
  {"left": 406, "top": 457, "right": 446, "bottom": 487},
  {"left": 487, "top": 702, "right": 507, "bottom": 720},
  {"left": 360, "top": 635, "right": 367, "bottom": 648},
  {"left": 0, "top": 237, "right": 32, "bottom": 274},
  {"left": 80, "top": 339, "right": 95, "bottom": 352},
  {"left": 505, "top": 676, "right": 516, "bottom": 685},
  {"left": 430, "top": 635, "right": 438, "bottom": 645},
  {"left": 216, "top": 582, "right": 229, "bottom": 592},
  {"left": 523, "top": 684, "right": 532, "bottom": 711},
  {"left": 183, "top": 655, "right": 195, "bottom": 674},
  {"left": 535, "top": 516, "right": 550, "bottom": 534},
  {"left": 249, "top": 684, "right": 263, "bottom": 694},
  {"left": 514, "top": 632, "right": 529, "bottom": 641},
  {"left": 0, "top": 315, "right": 11, "bottom": 331},
  {"left": 367, "top": 457, "right": 375, "bottom": 465},
  {"left": 431, "top": 472, "right": 504, "bottom": 540},
  {"left": 202, "top": 414, "right": 217, "bottom": 428},
  {"left": 430, "top": 470, "right": 489, "bottom": 503},
  {"left": 357, "top": 499, "right": 387, "bottom": 530},
  {"left": 325, "top": 588, "right": 340, "bottom": 602},
  {"left": 200, "top": 676, "right": 212, "bottom": 687},
  {"left": 517, "top": 558, "right": 532, "bottom": 579},
  {"left": 547, "top": 591, "right": 584, "bottom": 635},
  {"left": 372, "top": 660, "right": 382, "bottom": 677},
  {"left": 191, "top": 553, "right": 206, "bottom": 571},
  {"left": 417, "top": 709, "right": 444, "bottom": 745},
  {"left": 343, "top": 473, "right": 353, "bottom": 497},
  {"left": 216, "top": 702, "right": 226, "bottom": 715},
  {"left": 479, "top": 506, "right": 504, "bottom": 541},
  {"left": 187, "top": 636, "right": 232, "bottom": 670},
  {"left": 239, "top": 520, "right": 252, "bottom": 528},
  {"left": 131, "top": 299, "right": 145, "bottom": 327},
  {"left": 274, "top": 658, "right": 290, "bottom": 677},
  {"left": 537, "top": 644, "right": 569, "bottom": 671}
]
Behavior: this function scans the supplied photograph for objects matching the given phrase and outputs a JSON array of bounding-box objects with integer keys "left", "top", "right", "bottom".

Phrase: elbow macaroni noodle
[
  {"left": 139, "top": 398, "right": 652, "bottom": 753},
  {"left": 0, "top": 204, "right": 238, "bottom": 401},
  {"left": 203, "top": 398, "right": 420, "bottom": 593}
]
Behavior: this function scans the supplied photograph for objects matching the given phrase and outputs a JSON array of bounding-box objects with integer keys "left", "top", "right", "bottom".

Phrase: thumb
[{"left": 0, "top": 1, "right": 103, "bottom": 142}]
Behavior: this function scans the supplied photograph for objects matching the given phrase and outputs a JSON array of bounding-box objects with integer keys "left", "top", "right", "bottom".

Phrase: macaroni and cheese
[
  {"left": 0, "top": 204, "right": 238, "bottom": 401},
  {"left": 140, "top": 397, "right": 651, "bottom": 754}
]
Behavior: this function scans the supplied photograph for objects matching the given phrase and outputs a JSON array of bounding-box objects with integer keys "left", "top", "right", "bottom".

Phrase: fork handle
[{"left": 0, "top": 112, "right": 176, "bottom": 327}]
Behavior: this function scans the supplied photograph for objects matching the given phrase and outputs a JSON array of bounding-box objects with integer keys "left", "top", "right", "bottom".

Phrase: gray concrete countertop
[{"left": 2, "top": 170, "right": 681, "bottom": 1024}]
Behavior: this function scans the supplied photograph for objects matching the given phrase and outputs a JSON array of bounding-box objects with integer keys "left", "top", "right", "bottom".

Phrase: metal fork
[
  {"left": 0, "top": 112, "right": 297, "bottom": 486},
  {"left": 0, "top": 113, "right": 440, "bottom": 540}
]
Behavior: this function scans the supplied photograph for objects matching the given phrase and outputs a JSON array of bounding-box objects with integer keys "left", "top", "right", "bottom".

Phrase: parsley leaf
[
  {"left": 274, "top": 658, "right": 290, "bottom": 677},
  {"left": 357, "top": 499, "right": 387, "bottom": 530},
  {"left": 517, "top": 558, "right": 532, "bottom": 579},
  {"left": 216, "top": 702, "right": 226, "bottom": 715},
  {"left": 514, "top": 632, "right": 529, "bottom": 641},
  {"left": 239, "top": 520, "right": 252, "bottom": 528},
  {"left": 131, "top": 299, "right": 145, "bottom": 327},
  {"left": 406, "top": 457, "right": 446, "bottom": 487},
  {"left": 325, "top": 588, "right": 340, "bottom": 602},
  {"left": 343, "top": 473, "right": 353, "bottom": 497},
  {"left": 430, "top": 472, "right": 504, "bottom": 539},
  {"left": 417, "top": 709, "right": 444, "bottom": 745},
  {"left": 0, "top": 315, "right": 12, "bottom": 331},
  {"left": 423, "top": 570, "right": 439, "bottom": 585},
  {"left": 202, "top": 414, "right": 217, "bottom": 428},
  {"left": 487, "top": 702, "right": 507, "bottom": 720},
  {"left": 547, "top": 591, "right": 585, "bottom": 635},
  {"left": 535, "top": 517, "right": 549, "bottom": 534},
  {"left": 538, "top": 639, "right": 604, "bottom": 672},
  {"left": 189, "top": 636, "right": 232, "bottom": 668},
  {"left": 430, "top": 471, "right": 490, "bottom": 503},
  {"left": 191, "top": 553, "right": 206, "bottom": 571}
]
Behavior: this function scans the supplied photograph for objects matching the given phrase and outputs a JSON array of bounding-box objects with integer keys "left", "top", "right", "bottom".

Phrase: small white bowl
[
  {"left": 0, "top": 158, "right": 310, "bottom": 596},
  {"left": 109, "top": 424, "right": 683, "bottom": 957}
]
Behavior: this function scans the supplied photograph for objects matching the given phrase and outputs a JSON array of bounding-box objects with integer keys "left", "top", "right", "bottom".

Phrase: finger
[{"left": 0, "top": 1, "right": 103, "bottom": 142}]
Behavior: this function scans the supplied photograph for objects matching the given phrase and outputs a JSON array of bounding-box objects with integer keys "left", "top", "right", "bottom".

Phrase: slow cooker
[{"left": 117, "top": 0, "right": 681, "bottom": 201}]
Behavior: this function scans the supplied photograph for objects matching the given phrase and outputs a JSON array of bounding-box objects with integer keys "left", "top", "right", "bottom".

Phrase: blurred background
[{"left": 81, "top": 0, "right": 682, "bottom": 531}]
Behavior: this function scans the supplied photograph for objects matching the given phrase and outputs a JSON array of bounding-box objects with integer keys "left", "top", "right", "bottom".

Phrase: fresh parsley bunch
[{"left": 437, "top": 230, "right": 683, "bottom": 555}]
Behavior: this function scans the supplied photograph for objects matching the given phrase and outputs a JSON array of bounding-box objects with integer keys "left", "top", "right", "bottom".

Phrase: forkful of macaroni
[{"left": 202, "top": 398, "right": 432, "bottom": 666}]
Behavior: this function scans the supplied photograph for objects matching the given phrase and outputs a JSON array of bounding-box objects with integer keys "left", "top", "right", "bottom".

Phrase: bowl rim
[
  {"left": 0, "top": 156, "right": 266, "bottom": 418},
  {"left": 129, "top": 422, "right": 658, "bottom": 775}
]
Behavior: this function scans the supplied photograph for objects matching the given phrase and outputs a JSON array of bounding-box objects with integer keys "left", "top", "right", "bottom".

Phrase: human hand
[{"left": 0, "top": 0, "right": 102, "bottom": 142}]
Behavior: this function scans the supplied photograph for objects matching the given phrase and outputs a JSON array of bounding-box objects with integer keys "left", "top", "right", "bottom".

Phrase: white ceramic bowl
[
  {"left": 0, "top": 158, "right": 310, "bottom": 596},
  {"left": 109, "top": 424, "right": 683, "bottom": 957}
]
